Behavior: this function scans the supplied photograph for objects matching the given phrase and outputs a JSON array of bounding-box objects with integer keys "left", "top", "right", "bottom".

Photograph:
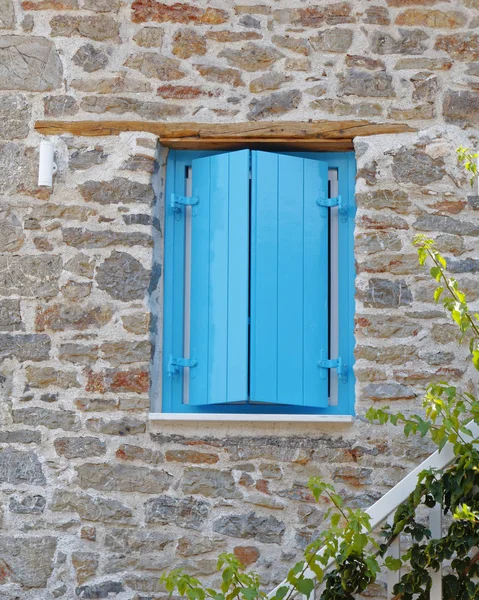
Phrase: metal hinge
[
  {"left": 171, "top": 193, "right": 199, "bottom": 211},
  {"left": 167, "top": 354, "right": 197, "bottom": 377},
  {"left": 316, "top": 195, "right": 348, "bottom": 222},
  {"left": 318, "top": 353, "right": 348, "bottom": 383}
]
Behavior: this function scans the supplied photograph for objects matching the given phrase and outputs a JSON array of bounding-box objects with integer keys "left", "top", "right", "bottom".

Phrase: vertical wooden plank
[
  {"left": 303, "top": 158, "right": 329, "bottom": 408},
  {"left": 189, "top": 151, "right": 249, "bottom": 405},
  {"left": 277, "top": 155, "right": 304, "bottom": 405},
  {"left": 429, "top": 503, "right": 442, "bottom": 599},
  {"left": 250, "top": 151, "right": 279, "bottom": 403},
  {"left": 227, "top": 151, "right": 250, "bottom": 402}
]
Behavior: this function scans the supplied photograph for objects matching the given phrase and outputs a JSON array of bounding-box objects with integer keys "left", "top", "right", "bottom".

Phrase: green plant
[{"left": 162, "top": 159, "right": 479, "bottom": 600}]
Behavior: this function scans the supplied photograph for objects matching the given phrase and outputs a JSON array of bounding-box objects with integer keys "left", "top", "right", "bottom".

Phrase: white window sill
[{"left": 149, "top": 412, "right": 354, "bottom": 423}]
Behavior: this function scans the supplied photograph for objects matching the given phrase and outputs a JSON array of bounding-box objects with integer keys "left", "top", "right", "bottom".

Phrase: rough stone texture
[{"left": 0, "top": 2, "right": 479, "bottom": 598}]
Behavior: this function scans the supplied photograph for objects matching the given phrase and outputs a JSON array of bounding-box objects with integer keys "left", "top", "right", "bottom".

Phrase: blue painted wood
[
  {"left": 189, "top": 151, "right": 250, "bottom": 405},
  {"left": 250, "top": 151, "right": 330, "bottom": 408}
]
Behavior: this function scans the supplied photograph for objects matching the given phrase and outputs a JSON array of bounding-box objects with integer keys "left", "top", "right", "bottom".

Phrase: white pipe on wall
[{"left": 38, "top": 140, "right": 57, "bottom": 187}]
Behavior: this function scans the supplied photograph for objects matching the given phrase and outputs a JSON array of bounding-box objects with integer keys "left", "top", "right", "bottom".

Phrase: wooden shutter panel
[
  {"left": 188, "top": 151, "right": 250, "bottom": 405},
  {"left": 250, "top": 151, "right": 330, "bottom": 408}
]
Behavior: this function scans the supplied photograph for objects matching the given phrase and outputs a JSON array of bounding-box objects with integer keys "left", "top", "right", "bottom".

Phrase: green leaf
[
  {"left": 295, "top": 578, "right": 315, "bottom": 598},
  {"left": 433, "top": 287, "right": 444, "bottom": 303},
  {"left": 430, "top": 266, "right": 441, "bottom": 282}
]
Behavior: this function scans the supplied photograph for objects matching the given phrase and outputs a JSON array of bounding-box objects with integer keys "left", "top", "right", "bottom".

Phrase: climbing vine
[{"left": 162, "top": 151, "right": 479, "bottom": 600}]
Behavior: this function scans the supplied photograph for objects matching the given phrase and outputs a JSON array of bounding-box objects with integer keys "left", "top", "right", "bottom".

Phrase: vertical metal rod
[{"left": 429, "top": 503, "right": 442, "bottom": 599}]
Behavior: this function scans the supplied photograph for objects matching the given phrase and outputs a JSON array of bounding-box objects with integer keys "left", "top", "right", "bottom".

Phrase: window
[{"left": 160, "top": 150, "right": 356, "bottom": 416}]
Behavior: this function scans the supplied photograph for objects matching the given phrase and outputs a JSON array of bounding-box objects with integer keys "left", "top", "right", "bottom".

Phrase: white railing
[{"left": 267, "top": 422, "right": 479, "bottom": 600}]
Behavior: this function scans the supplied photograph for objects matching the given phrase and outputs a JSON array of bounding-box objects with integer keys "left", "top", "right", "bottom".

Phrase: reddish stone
[
  {"left": 165, "top": 450, "right": 220, "bottom": 464},
  {"left": 206, "top": 31, "right": 261, "bottom": 42},
  {"left": 131, "top": 0, "right": 228, "bottom": 25},
  {"left": 255, "top": 479, "right": 270, "bottom": 494},
  {"left": 195, "top": 64, "right": 244, "bottom": 87},
  {"left": 157, "top": 85, "right": 203, "bottom": 99},
  {"left": 22, "top": 0, "right": 78, "bottom": 8},
  {"left": 395, "top": 9, "right": 467, "bottom": 28},
  {"left": 233, "top": 546, "right": 260, "bottom": 566},
  {"left": 86, "top": 368, "right": 149, "bottom": 394}
]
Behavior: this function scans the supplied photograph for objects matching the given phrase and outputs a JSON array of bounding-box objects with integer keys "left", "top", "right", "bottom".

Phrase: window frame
[{"left": 156, "top": 149, "right": 356, "bottom": 418}]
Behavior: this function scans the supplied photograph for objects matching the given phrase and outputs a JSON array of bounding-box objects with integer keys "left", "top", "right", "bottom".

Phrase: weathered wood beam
[{"left": 34, "top": 119, "right": 415, "bottom": 150}]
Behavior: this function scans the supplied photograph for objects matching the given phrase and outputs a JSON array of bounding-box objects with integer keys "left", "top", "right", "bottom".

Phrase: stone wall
[{"left": 0, "top": 0, "right": 479, "bottom": 598}]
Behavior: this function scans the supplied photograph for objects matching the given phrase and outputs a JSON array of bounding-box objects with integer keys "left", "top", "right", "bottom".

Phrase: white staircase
[{"left": 267, "top": 422, "right": 479, "bottom": 600}]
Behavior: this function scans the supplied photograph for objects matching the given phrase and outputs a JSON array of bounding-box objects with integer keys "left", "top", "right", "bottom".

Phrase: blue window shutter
[
  {"left": 250, "top": 151, "right": 330, "bottom": 408},
  {"left": 188, "top": 150, "right": 250, "bottom": 405}
]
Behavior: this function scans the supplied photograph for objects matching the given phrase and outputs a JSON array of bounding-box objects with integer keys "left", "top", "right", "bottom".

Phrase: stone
[
  {"left": 413, "top": 215, "right": 479, "bottom": 236},
  {"left": 122, "top": 312, "right": 150, "bottom": 334},
  {"left": 165, "top": 449, "right": 219, "bottom": 464},
  {"left": 177, "top": 534, "right": 226, "bottom": 557},
  {"left": 65, "top": 254, "right": 95, "bottom": 279},
  {"left": 207, "top": 31, "right": 261, "bottom": 42},
  {"left": 195, "top": 64, "right": 244, "bottom": 87},
  {"left": 81, "top": 526, "right": 96, "bottom": 541},
  {"left": 0, "top": 255, "right": 62, "bottom": 298},
  {"left": 356, "top": 344, "right": 417, "bottom": 364},
  {"left": 447, "top": 258, "right": 479, "bottom": 274},
  {"left": 360, "top": 279, "right": 413, "bottom": 308},
  {"left": 33, "top": 236, "right": 53, "bottom": 252},
  {"left": 213, "top": 512, "right": 285, "bottom": 544},
  {"left": 0, "top": 536, "right": 56, "bottom": 588},
  {"left": 247, "top": 89, "right": 301, "bottom": 120},
  {"left": 50, "top": 490, "right": 133, "bottom": 523},
  {"left": 357, "top": 213, "right": 408, "bottom": 230},
  {"left": 0, "top": 334, "right": 50, "bottom": 361},
  {"left": 235, "top": 5, "right": 271, "bottom": 15},
  {"left": 0, "top": 448, "right": 45, "bottom": 485},
  {"left": 392, "top": 146, "right": 445, "bottom": 184},
  {"left": 54, "top": 437, "right": 106, "bottom": 459},
  {"left": 0, "top": 300, "right": 23, "bottom": 332},
  {"left": 234, "top": 546, "right": 260, "bottom": 566},
  {"left": 333, "top": 465, "right": 372, "bottom": 486},
  {"left": 0, "top": 95, "right": 30, "bottom": 139},
  {"left": 101, "top": 341, "right": 151, "bottom": 367},
  {"left": 219, "top": 43, "right": 283, "bottom": 72},
  {"left": 435, "top": 33, "right": 479, "bottom": 61},
  {"left": 13, "top": 406, "right": 81, "bottom": 430},
  {"left": 25, "top": 366, "right": 80, "bottom": 389},
  {"left": 22, "top": 0, "right": 78, "bottom": 7},
  {"left": 249, "top": 72, "right": 292, "bottom": 93},
  {"left": 355, "top": 232, "right": 402, "bottom": 254},
  {"left": 421, "top": 351, "right": 454, "bottom": 366},
  {"left": 0, "top": 211, "right": 24, "bottom": 252},
  {"left": 356, "top": 189, "right": 410, "bottom": 213},
  {"left": 134, "top": 26, "right": 164, "bottom": 47},
  {"left": 62, "top": 228, "right": 152, "bottom": 249},
  {"left": 72, "top": 552, "right": 99, "bottom": 585},
  {"left": 125, "top": 52, "right": 184, "bottom": 80},
  {"left": 310, "top": 28, "right": 353, "bottom": 53},
  {"left": 79, "top": 177, "right": 154, "bottom": 205},
  {"left": 172, "top": 28, "right": 206, "bottom": 59},
  {"left": 272, "top": 35, "right": 309, "bottom": 56},
  {"left": 9, "top": 495, "right": 46, "bottom": 514},
  {"left": 86, "top": 367, "right": 149, "bottom": 393},
  {"left": 363, "top": 6, "right": 390, "bottom": 25},
  {"left": 73, "top": 75, "right": 152, "bottom": 94},
  {"left": 395, "top": 57, "right": 452, "bottom": 70},
  {"left": 50, "top": 15, "right": 119, "bottom": 41},
  {"left": 345, "top": 55, "right": 385, "bottom": 70},
  {"left": 131, "top": 1, "right": 227, "bottom": 24},
  {"left": 0, "top": 0, "right": 14, "bottom": 28},
  {"left": 76, "top": 581, "right": 124, "bottom": 598},
  {"left": 31, "top": 203, "right": 96, "bottom": 221},
  {"left": 61, "top": 281, "right": 93, "bottom": 302},
  {"left": 106, "top": 528, "right": 173, "bottom": 553},
  {"left": 97, "top": 251, "right": 150, "bottom": 301},
  {"left": 81, "top": 95, "right": 184, "bottom": 119},
  {"left": 72, "top": 43, "right": 108, "bottom": 72},
  {"left": 370, "top": 29, "right": 429, "bottom": 55},
  {"left": 36, "top": 304, "right": 112, "bottom": 332},
  {"left": 44, "top": 95, "right": 79, "bottom": 117},
  {"left": 182, "top": 467, "right": 240, "bottom": 499},
  {"left": 339, "top": 69, "right": 395, "bottom": 97},
  {"left": 83, "top": 0, "right": 121, "bottom": 10},
  {"left": 357, "top": 254, "right": 420, "bottom": 275},
  {"left": 355, "top": 315, "right": 419, "bottom": 338},
  {"left": 116, "top": 444, "right": 163, "bottom": 465},
  {"left": 396, "top": 9, "right": 467, "bottom": 28},
  {"left": 76, "top": 397, "right": 118, "bottom": 411},
  {"left": 121, "top": 155, "right": 156, "bottom": 172},
  {"left": 411, "top": 71, "right": 438, "bottom": 102},
  {"left": 362, "top": 382, "right": 416, "bottom": 401},
  {"left": 0, "top": 429, "right": 41, "bottom": 444},
  {"left": 86, "top": 417, "right": 146, "bottom": 436},
  {"left": 388, "top": 104, "right": 434, "bottom": 120},
  {"left": 239, "top": 15, "right": 261, "bottom": 28},
  {"left": 145, "top": 496, "right": 210, "bottom": 529},
  {"left": 311, "top": 99, "right": 382, "bottom": 117},
  {"left": 443, "top": 91, "right": 479, "bottom": 128},
  {"left": 0, "top": 36, "right": 62, "bottom": 91},
  {"left": 273, "top": 4, "right": 354, "bottom": 26}
]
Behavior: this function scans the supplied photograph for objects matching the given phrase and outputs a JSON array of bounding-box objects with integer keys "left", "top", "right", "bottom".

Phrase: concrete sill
[{"left": 149, "top": 413, "right": 354, "bottom": 423}]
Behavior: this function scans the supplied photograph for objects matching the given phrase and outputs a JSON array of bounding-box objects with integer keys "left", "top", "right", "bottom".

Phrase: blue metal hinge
[
  {"left": 167, "top": 354, "right": 197, "bottom": 377},
  {"left": 318, "top": 354, "right": 348, "bottom": 383},
  {"left": 171, "top": 193, "right": 199, "bottom": 211},
  {"left": 316, "top": 195, "right": 348, "bottom": 222}
]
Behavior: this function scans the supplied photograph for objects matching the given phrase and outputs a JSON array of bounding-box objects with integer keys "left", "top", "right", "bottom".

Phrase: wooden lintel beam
[{"left": 34, "top": 120, "right": 415, "bottom": 149}]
